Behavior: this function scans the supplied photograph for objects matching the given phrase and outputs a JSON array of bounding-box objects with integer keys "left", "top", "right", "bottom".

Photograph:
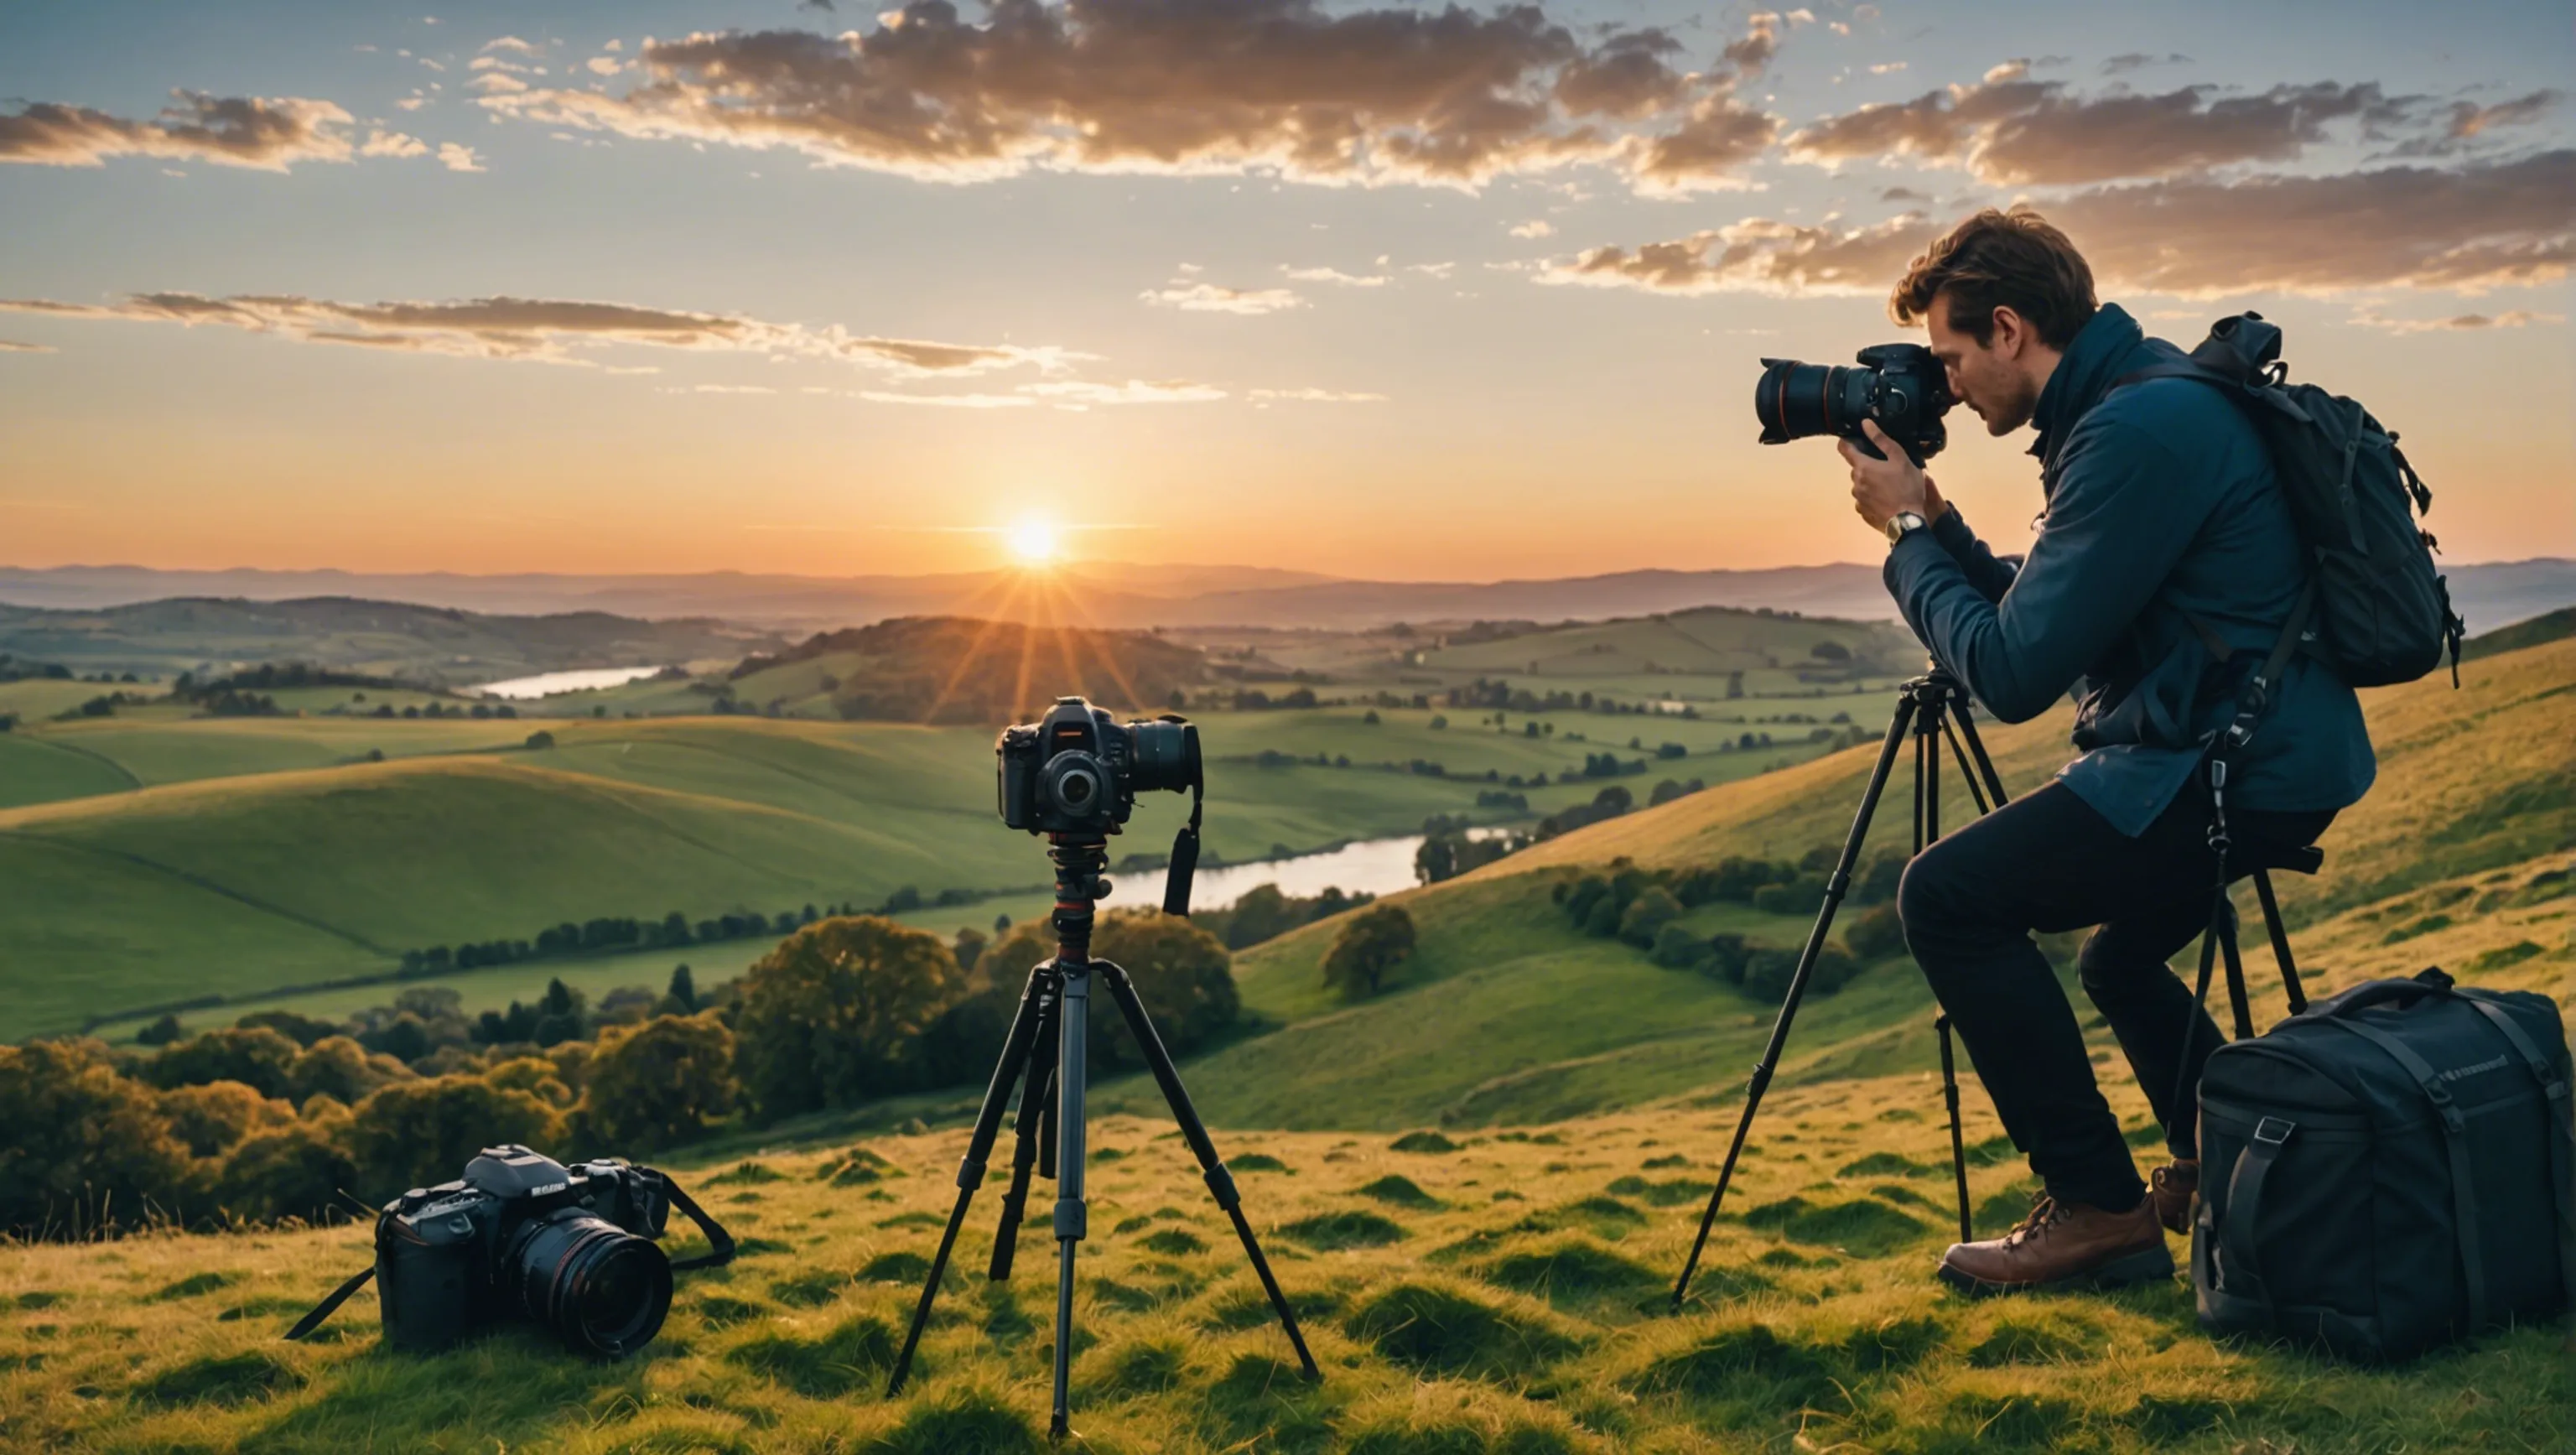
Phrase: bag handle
[{"left": 2214, "top": 1115, "right": 2295, "bottom": 1322}]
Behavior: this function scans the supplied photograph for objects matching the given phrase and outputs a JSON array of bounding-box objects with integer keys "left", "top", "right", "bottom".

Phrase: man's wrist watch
[{"left": 1884, "top": 510, "right": 1930, "bottom": 546}]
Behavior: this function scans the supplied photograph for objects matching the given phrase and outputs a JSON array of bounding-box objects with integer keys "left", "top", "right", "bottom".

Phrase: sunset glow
[
  {"left": 0, "top": 3, "right": 2566, "bottom": 578},
  {"left": 1006, "top": 518, "right": 1062, "bottom": 566}
]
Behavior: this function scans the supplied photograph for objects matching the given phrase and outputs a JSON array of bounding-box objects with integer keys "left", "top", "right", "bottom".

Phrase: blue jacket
[{"left": 1883, "top": 302, "right": 2376, "bottom": 836}]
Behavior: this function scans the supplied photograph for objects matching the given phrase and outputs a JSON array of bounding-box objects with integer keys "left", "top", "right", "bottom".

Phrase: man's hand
[{"left": 1839, "top": 418, "right": 1947, "bottom": 533}]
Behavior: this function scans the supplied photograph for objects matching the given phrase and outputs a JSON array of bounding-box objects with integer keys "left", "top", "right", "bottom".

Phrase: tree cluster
[
  {"left": 1191, "top": 882, "right": 1374, "bottom": 951},
  {"left": 1536, "top": 784, "right": 1633, "bottom": 840},
  {"left": 4, "top": 907, "right": 1247, "bottom": 1241},
  {"left": 1551, "top": 851, "right": 1914, "bottom": 1000}
]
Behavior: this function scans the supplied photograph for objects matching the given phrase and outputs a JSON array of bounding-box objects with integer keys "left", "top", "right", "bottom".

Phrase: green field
[
  {"left": 1, "top": 642, "right": 2570, "bottom": 1452},
  {"left": 1, "top": 697, "right": 1863, "bottom": 1041}
]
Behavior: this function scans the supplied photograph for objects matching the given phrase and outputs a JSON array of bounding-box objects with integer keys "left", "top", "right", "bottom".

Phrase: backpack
[
  {"left": 2119, "top": 313, "right": 2468, "bottom": 700},
  {"left": 2193, "top": 967, "right": 2576, "bottom": 1362}
]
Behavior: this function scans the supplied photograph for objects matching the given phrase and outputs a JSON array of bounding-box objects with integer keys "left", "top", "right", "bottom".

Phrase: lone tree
[
  {"left": 730, "top": 916, "right": 964, "bottom": 1125},
  {"left": 581, "top": 1011, "right": 739, "bottom": 1152},
  {"left": 1322, "top": 903, "right": 1416, "bottom": 1000}
]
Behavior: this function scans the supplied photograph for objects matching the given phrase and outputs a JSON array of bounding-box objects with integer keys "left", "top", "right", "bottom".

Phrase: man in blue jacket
[{"left": 1840, "top": 209, "right": 2374, "bottom": 1296}]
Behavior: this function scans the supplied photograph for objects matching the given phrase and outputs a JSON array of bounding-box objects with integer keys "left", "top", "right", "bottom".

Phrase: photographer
[{"left": 1840, "top": 210, "right": 2375, "bottom": 1296}]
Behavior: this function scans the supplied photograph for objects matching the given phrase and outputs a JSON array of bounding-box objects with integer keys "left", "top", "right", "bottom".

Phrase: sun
[{"left": 1005, "top": 517, "right": 1060, "bottom": 565}]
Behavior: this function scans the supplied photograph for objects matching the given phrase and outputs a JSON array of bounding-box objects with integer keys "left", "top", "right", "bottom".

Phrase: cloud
[
  {"left": 1142, "top": 280, "right": 1305, "bottom": 314},
  {"left": 857, "top": 389, "right": 1035, "bottom": 408},
  {"left": 1509, "top": 219, "right": 1555, "bottom": 238},
  {"left": 2347, "top": 307, "right": 2561, "bottom": 334},
  {"left": 585, "top": 56, "right": 624, "bottom": 77},
  {"left": 1785, "top": 74, "right": 2423, "bottom": 184},
  {"left": 481, "top": 36, "right": 541, "bottom": 55},
  {"left": 436, "top": 142, "right": 484, "bottom": 172},
  {"left": 2101, "top": 53, "right": 2189, "bottom": 75},
  {"left": 0, "top": 291, "right": 1074, "bottom": 374},
  {"left": 1540, "top": 149, "right": 2575, "bottom": 300},
  {"left": 2047, "top": 150, "right": 2576, "bottom": 295},
  {"left": 1541, "top": 212, "right": 1936, "bottom": 296},
  {"left": 1248, "top": 387, "right": 1387, "bottom": 402},
  {"left": 1281, "top": 266, "right": 1388, "bottom": 287},
  {"left": 1021, "top": 378, "right": 1228, "bottom": 406},
  {"left": 0, "top": 92, "right": 357, "bottom": 171},
  {"left": 0, "top": 340, "right": 54, "bottom": 353},
  {"left": 360, "top": 128, "right": 429, "bottom": 158},
  {"left": 480, "top": 2, "right": 1783, "bottom": 192}
]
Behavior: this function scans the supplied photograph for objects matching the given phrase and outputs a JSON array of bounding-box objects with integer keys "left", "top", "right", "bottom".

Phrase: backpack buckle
[{"left": 2252, "top": 1117, "right": 2296, "bottom": 1146}]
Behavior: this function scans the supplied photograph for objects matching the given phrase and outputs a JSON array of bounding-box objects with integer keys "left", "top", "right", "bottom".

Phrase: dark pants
[{"left": 1896, "top": 777, "right": 2334, "bottom": 1213}]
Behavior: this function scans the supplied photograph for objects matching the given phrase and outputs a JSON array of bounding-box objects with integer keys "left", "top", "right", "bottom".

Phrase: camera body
[
  {"left": 377, "top": 1144, "right": 678, "bottom": 1356},
  {"left": 997, "top": 695, "right": 1201, "bottom": 838},
  {"left": 1755, "top": 342, "right": 1953, "bottom": 465}
]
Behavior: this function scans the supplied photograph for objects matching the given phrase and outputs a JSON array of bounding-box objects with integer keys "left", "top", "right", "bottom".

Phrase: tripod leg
[
  {"left": 1940, "top": 716, "right": 1993, "bottom": 817},
  {"left": 1671, "top": 694, "right": 1919, "bottom": 1311},
  {"left": 2217, "top": 899, "right": 2256, "bottom": 1042},
  {"left": 888, "top": 966, "right": 1050, "bottom": 1398},
  {"left": 989, "top": 996, "right": 1061, "bottom": 1281},
  {"left": 2167, "top": 914, "right": 2225, "bottom": 1150},
  {"left": 1049, "top": 962, "right": 1092, "bottom": 1442},
  {"left": 2251, "top": 870, "right": 2307, "bottom": 1015},
  {"left": 1097, "top": 962, "right": 1322, "bottom": 1380},
  {"left": 1936, "top": 1016, "right": 1973, "bottom": 1243},
  {"left": 1947, "top": 697, "right": 2012, "bottom": 808}
]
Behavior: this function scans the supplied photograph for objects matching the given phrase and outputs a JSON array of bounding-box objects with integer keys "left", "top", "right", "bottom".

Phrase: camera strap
[
  {"left": 283, "top": 1263, "right": 377, "bottom": 1342},
  {"left": 657, "top": 1172, "right": 737, "bottom": 1271},
  {"left": 1161, "top": 780, "right": 1203, "bottom": 917}
]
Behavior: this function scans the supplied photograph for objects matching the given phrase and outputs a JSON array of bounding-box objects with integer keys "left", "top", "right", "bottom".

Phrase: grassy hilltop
[
  {"left": 0, "top": 642, "right": 2569, "bottom": 1451},
  {"left": 1, "top": 1082, "right": 2566, "bottom": 1452}
]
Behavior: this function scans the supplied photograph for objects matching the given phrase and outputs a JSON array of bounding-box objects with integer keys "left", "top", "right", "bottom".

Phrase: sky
[{"left": 1, "top": 0, "right": 2569, "bottom": 582}]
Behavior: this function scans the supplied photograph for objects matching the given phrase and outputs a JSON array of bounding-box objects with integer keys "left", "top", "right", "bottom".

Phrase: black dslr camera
[
  {"left": 287, "top": 1144, "right": 733, "bottom": 1356},
  {"left": 997, "top": 696, "right": 1200, "bottom": 838},
  {"left": 1754, "top": 343, "right": 1954, "bottom": 465},
  {"left": 997, "top": 695, "right": 1206, "bottom": 912}
]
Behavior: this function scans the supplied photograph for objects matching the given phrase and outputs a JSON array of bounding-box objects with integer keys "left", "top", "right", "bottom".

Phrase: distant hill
[
  {"left": 2461, "top": 604, "right": 2576, "bottom": 661},
  {"left": 8, "top": 557, "right": 2566, "bottom": 636},
  {"left": 0, "top": 596, "right": 787, "bottom": 686},
  {"left": 1413, "top": 605, "right": 1924, "bottom": 685},
  {"left": 725, "top": 615, "right": 1207, "bottom": 723}
]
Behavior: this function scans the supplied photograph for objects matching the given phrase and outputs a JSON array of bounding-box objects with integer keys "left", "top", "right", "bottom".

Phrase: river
[
  {"left": 1182, "top": 829, "right": 1512, "bottom": 910},
  {"left": 473, "top": 665, "right": 669, "bottom": 699}
]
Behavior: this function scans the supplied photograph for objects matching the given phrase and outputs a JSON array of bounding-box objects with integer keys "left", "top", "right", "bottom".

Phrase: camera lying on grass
[{"left": 285, "top": 1144, "right": 734, "bottom": 1357}]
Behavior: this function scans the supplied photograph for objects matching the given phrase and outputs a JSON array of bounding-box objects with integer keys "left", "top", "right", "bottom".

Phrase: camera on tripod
[
  {"left": 1754, "top": 343, "right": 1955, "bottom": 465},
  {"left": 996, "top": 696, "right": 1201, "bottom": 838}
]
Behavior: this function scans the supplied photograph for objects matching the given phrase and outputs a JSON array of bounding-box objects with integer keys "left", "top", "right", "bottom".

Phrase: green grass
[{"left": 4, "top": 1080, "right": 2563, "bottom": 1453}]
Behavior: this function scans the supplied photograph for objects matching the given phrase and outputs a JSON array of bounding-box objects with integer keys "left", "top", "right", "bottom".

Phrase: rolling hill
[
  {"left": 1072, "top": 634, "right": 2576, "bottom": 1132},
  {"left": 0, "top": 596, "right": 784, "bottom": 686}
]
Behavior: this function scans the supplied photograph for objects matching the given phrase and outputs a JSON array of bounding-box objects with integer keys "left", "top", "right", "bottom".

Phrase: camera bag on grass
[{"left": 2194, "top": 967, "right": 2576, "bottom": 1361}]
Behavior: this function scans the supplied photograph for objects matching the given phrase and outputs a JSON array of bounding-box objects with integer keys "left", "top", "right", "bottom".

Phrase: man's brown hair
[{"left": 1890, "top": 207, "right": 2098, "bottom": 350}]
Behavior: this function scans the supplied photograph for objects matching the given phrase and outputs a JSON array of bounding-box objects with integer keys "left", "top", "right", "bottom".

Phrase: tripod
[
  {"left": 886, "top": 834, "right": 1318, "bottom": 1439},
  {"left": 1671, "top": 666, "right": 2005, "bottom": 1308}
]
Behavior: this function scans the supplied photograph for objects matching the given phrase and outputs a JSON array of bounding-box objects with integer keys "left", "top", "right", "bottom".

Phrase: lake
[{"left": 473, "top": 665, "right": 668, "bottom": 699}]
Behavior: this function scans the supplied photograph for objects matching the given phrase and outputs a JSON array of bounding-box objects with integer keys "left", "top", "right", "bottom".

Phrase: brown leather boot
[
  {"left": 2148, "top": 1159, "right": 2199, "bottom": 1236},
  {"left": 1936, "top": 1193, "right": 2173, "bottom": 1297}
]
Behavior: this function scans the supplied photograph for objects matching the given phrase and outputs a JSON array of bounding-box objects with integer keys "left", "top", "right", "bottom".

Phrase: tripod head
[{"left": 1046, "top": 834, "right": 1113, "bottom": 969}]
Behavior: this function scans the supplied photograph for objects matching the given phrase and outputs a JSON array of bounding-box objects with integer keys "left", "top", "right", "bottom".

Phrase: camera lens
[
  {"left": 511, "top": 1208, "right": 672, "bottom": 1356},
  {"left": 1042, "top": 752, "right": 1104, "bottom": 816},
  {"left": 1126, "top": 720, "right": 1200, "bottom": 793},
  {"left": 1754, "top": 358, "right": 1872, "bottom": 445}
]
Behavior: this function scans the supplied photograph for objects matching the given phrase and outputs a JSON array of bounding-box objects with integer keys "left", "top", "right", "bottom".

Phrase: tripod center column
[{"left": 1052, "top": 962, "right": 1090, "bottom": 1245}]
